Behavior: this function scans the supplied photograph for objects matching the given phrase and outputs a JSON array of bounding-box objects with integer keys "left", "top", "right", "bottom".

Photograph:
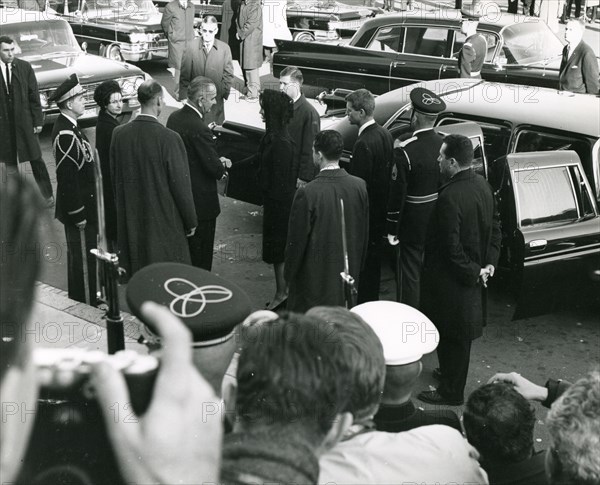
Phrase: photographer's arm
[{"left": 91, "top": 302, "right": 223, "bottom": 484}]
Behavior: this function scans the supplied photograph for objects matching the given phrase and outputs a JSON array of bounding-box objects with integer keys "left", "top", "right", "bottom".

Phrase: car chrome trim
[{"left": 524, "top": 243, "right": 600, "bottom": 264}]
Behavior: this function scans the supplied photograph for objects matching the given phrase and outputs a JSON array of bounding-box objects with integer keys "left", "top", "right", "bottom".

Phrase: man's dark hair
[
  {"left": 345, "top": 89, "right": 375, "bottom": 117},
  {"left": 235, "top": 312, "right": 352, "bottom": 441},
  {"left": 93, "top": 80, "right": 121, "bottom": 110},
  {"left": 137, "top": 79, "right": 163, "bottom": 105},
  {"left": 443, "top": 133, "right": 473, "bottom": 168},
  {"left": 259, "top": 89, "right": 293, "bottom": 132},
  {"left": 306, "top": 307, "right": 385, "bottom": 422},
  {"left": 314, "top": 130, "right": 344, "bottom": 161},
  {"left": 0, "top": 36, "right": 15, "bottom": 45},
  {"left": 0, "top": 175, "right": 44, "bottom": 382},
  {"left": 279, "top": 66, "right": 304, "bottom": 85},
  {"left": 463, "top": 382, "right": 535, "bottom": 464},
  {"left": 188, "top": 75, "right": 215, "bottom": 102}
]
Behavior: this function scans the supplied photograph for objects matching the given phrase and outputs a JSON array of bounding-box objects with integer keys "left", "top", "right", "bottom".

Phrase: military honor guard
[
  {"left": 458, "top": 5, "right": 487, "bottom": 79},
  {"left": 386, "top": 88, "right": 446, "bottom": 309},
  {"left": 352, "top": 301, "right": 461, "bottom": 433},
  {"left": 50, "top": 74, "right": 98, "bottom": 304}
]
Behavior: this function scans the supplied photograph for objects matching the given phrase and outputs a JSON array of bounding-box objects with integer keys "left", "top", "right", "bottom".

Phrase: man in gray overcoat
[
  {"left": 161, "top": 0, "right": 196, "bottom": 100},
  {"left": 285, "top": 130, "right": 369, "bottom": 312},
  {"left": 236, "top": 0, "right": 262, "bottom": 99},
  {"left": 110, "top": 80, "right": 198, "bottom": 277}
]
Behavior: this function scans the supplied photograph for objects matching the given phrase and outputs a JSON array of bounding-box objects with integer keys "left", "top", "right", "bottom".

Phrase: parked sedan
[
  {"left": 0, "top": 10, "right": 145, "bottom": 123},
  {"left": 273, "top": 9, "right": 572, "bottom": 92},
  {"left": 213, "top": 78, "right": 600, "bottom": 318}
]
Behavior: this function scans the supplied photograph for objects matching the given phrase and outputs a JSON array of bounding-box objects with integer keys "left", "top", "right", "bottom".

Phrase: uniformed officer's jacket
[
  {"left": 459, "top": 33, "right": 487, "bottom": 78},
  {"left": 386, "top": 128, "right": 443, "bottom": 243},
  {"left": 52, "top": 114, "right": 96, "bottom": 226}
]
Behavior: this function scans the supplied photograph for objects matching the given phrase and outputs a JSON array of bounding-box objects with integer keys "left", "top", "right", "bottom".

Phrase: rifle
[
  {"left": 91, "top": 149, "right": 125, "bottom": 354},
  {"left": 339, "top": 198, "right": 357, "bottom": 309}
]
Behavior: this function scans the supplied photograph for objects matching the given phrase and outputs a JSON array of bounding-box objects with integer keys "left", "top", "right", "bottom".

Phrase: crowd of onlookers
[{"left": 1, "top": 176, "right": 600, "bottom": 484}]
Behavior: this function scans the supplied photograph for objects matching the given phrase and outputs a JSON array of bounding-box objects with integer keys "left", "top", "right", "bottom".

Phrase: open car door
[
  {"left": 214, "top": 121, "right": 265, "bottom": 206},
  {"left": 502, "top": 151, "right": 600, "bottom": 319}
]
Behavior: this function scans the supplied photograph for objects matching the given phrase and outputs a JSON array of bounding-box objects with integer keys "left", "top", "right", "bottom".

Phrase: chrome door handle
[
  {"left": 529, "top": 239, "right": 547, "bottom": 250},
  {"left": 392, "top": 61, "right": 406, "bottom": 68}
]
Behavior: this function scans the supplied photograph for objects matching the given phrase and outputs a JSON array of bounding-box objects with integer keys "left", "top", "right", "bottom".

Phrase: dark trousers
[
  {"left": 397, "top": 240, "right": 424, "bottom": 309},
  {"left": 188, "top": 218, "right": 217, "bottom": 271},
  {"left": 357, "top": 236, "right": 383, "bottom": 304},
  {"left": 64, "top": 222, "right": 98, "bottom": 304},
  {"left": 437, "top": 335, "right": 472, "bottom": 400},
  {"left": 563, "top": 0, "right": 582, "bottom": 19}
]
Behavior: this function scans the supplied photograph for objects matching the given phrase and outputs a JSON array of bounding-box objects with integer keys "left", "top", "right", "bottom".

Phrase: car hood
[
  {"left": 93, "top": 11, "right": 164, "bottom": 29},
  {"left": 24, "top": 52, "right": 143, "bottom": 90},
  {"left": 287, "top": 1, "right": 375, "bottom": 19}
]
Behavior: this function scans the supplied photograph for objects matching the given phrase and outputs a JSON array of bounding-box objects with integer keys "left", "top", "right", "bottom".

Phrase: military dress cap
[
  {"left": 49, "top": 73, "right": 86, "bottom": 104},
  {"left": 410, "top": 87, "right": 446, "bottom": 115},
  {"left": 351, "top": 301, "right": 439, "bottom": 366},
  {"left": 127, "top": 263, "right": 252, "bottom": 347}
]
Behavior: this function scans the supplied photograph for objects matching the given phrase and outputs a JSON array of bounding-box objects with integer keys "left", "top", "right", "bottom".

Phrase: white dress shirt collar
[{"left": 358, "top": 118, "right": 376, "bottom": 137}]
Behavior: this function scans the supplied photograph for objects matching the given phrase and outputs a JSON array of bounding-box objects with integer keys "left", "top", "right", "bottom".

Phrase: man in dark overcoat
[
  {"left": 50, "top": 74, "right": 97, "bottom": 304},
  {"left": 345, "top": 88, "right": 393, "bottom": 304},
  {"left": 0, "top": 36, "right": 53, "bottom": 204},
  {"left": 110, "top": 80, "right": 197, "bottom": 277},
  {"left": 167, "top": 77, "right": 232, "bottom": 271},
  {"left": 458, "top": 7, "right": 487, "bottom": 79},
  {"left": 386, "top": 88, "right": 446, "bottom": 309},
  {"left": 418, "top": 134, "right": 501, "bottom": 406},
  {"left": 559, "top": 20, "right": 599, "bottom": 94},
  {"left": 236, "top": 0, "right": 262, "bottom": 99},
  {"left": 161, "top": 0, "right": 196, "bottom": 100},
  {"left": 179, "top": 16, "right": 234, "bottom": 124},
  {"left": 285, "top": 130, "right": 369, "bottom": 312}
]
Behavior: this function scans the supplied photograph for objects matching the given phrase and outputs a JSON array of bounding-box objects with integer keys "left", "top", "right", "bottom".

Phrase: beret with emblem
[
  {"left": 409, "top": 87, "right": 446, "bottom": 115},
  {"left": 351, "top": 301, "right": 439, "bottom": 366},
  {"left": 49, "top": 73, "right": 86, "bottom": 104},
  {"left": 127, "top": 263, "right": 252, "bottom": 347}
]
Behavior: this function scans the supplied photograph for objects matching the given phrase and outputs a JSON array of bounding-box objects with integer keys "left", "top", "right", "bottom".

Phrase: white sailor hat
[{"left": 351, "top": 301, "right": 439, "bottom": 366}]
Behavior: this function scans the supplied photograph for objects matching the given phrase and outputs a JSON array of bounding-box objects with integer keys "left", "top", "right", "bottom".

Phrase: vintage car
[
  {"left": 273, "top": 8, "right": 575, "bottom": 92},
  {"left": 0, "top": 9, "right": 145, "bottom": 122},
  {"left": 46, "top": 0, "right": 169, "bottom": 62},
  {"left": 212, "top": 78, "right": 600, "bottom": 318}
]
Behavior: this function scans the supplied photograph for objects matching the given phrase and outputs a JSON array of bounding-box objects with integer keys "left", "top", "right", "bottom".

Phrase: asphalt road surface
[{"left": 19, "top": 19, "right": 600, "bottom": 446}]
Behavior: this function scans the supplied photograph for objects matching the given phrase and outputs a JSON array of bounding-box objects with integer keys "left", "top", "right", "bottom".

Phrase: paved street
[{"left": 13, "top": 6, "right": 600, "bottom": 447}]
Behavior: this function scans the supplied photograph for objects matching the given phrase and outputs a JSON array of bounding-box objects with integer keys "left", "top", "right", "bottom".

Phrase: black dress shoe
[
  {"left": 417, "top": 390, "right": 463, "bottom": 406},
  {"left": 432, "top": 367, "right": 443, "bottom": 381}
]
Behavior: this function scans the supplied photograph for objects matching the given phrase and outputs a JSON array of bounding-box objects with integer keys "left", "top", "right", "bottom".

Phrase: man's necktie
[{"left": 4, "top": 63, "right": 10, "bottom": 95}]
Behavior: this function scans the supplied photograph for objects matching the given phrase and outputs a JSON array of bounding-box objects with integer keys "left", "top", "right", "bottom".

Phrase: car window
[
  {"left": 515, "top": 129, "right": 592, "bottom": 169},
  {"left": 569, "top": 166, "right": 596, "bottom": 217},
  {"left": 367, "top": 25, "right": 404, "bottom": 53},
  {"left": 500, "top": 22, "right": 563, "bottom": 65},
  {"left": 1, "top": 20, "right": 80, "bottom": 56},
  {"left": 403, "top": 27, "right": 450, "bottom": 58},
  {"left": 515, "top": 165, "right": 578, "bottom": 226},
  {"left": 453, "top": 31, "right": 497, "bottom": 62}
]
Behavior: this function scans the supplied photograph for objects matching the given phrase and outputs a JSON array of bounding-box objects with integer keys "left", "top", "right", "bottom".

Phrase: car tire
[
  {"left": 293, "top": 31, "right": 315, "bottom": 42},
  {"left": 107, "top": 45, "right": 123, "bottom": 61}
]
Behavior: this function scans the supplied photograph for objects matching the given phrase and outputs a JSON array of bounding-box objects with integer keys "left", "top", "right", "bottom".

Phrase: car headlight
[
  {"left": 39, "top": 92, "right": 49, "bottom": 108},
  {"left": 129, "top": 32, "right": 150, "bottom": 43},
  {"left": 119, "top": 76, "right": 144, "bottom": 97}
]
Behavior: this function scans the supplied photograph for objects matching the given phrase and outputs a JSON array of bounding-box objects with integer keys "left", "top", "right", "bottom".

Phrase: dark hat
[
  {"left": 49, "top": 73, "right": 86, "bottom": 104},
  {"left": 410, "top": 87, "right": 446, "bottom": 115},
  {"left": 352, "top": 301, "right": 439, "bottom": 366},
  {"left": 127, "top": 263, "right": 252, "bottom": 347}
]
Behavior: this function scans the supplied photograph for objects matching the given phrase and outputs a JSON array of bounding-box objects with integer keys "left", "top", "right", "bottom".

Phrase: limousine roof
[{"left": 378, "top": 79, "right": 600, "bottom": 139}]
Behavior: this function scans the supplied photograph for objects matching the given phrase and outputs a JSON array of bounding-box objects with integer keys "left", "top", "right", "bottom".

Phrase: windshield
[
  {"left": 501, "top": 21, "right": 564, "bottom": 65},
  {"left": 105, "top": 0, "right": 158, "bottom": 15},
  {"left": 2, "top": 20, "right": 80, "bottom": 57}
]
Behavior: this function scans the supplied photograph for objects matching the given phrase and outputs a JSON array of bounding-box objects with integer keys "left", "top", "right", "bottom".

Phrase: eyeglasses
[{"left": 201, "top": 28, "right": 217, "bottom": 34}]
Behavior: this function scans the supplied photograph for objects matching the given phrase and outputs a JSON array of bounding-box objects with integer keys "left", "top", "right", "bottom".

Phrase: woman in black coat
[
  {"left": 93, "top": 81, "right": 122, "bottom": 249},
  {"left": 257, "top": 89, "right": 295, "bottom": 310}
]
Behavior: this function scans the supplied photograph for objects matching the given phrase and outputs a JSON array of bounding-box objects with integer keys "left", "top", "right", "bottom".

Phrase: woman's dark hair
[
  {"left": 0, "top": 174, "right": 44, "bottom": 382},
  {"left": 259, "top": 89, "right": 293, "bottom": 133},
  {"left": 93, "top": 80, "right": 122, "bottom": 110}
]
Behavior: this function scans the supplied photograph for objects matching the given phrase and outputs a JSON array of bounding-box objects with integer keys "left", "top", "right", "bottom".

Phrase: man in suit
[
  {"left": 110, "top": 80, "right": 197, "bottom": 277},
  {"left": 352, "top": 301, "right": 462, "bottom": 434},
  {"left": 387, "top": 88, "right": 446, "bottom": 309},
  {"left": 279, "top": 66, "right": 320, "bottom": 187},
  {"left": 179, "top": 16, "right": 234, "bottom": 124},
  {"left": 161, "top": 0, "right": 196, "bottom": 100},
  {"left": 236, "top": 0, "right": 262, "bottom": 99},
  {"left": 418, "top": 134, "right": 501, "bottom": 406},
  {"left": 0, "top": 36, "right": 53, "bottom": 206},
  {"left": 345, "top": 88, "right": 393, "bottom": 303},
  {"left": 285, "top": 130, "right": 369, "bottom": 312},
  {"left": 458, "top": 7, "right": 487, "bottom": 79},
  {"left": 50, "top": 74, "right": 97, "bottom": 304},
  {"left": 167, "top": 76, "right": 232, "bottom": 271},
  {"left": 559, "top": 20, "right": 599, "bottom": 94}
]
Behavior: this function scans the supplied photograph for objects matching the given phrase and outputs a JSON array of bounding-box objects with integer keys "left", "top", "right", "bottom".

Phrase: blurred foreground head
[{"left": 0, "top": 174, "right": 44, "bottom": 482}]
